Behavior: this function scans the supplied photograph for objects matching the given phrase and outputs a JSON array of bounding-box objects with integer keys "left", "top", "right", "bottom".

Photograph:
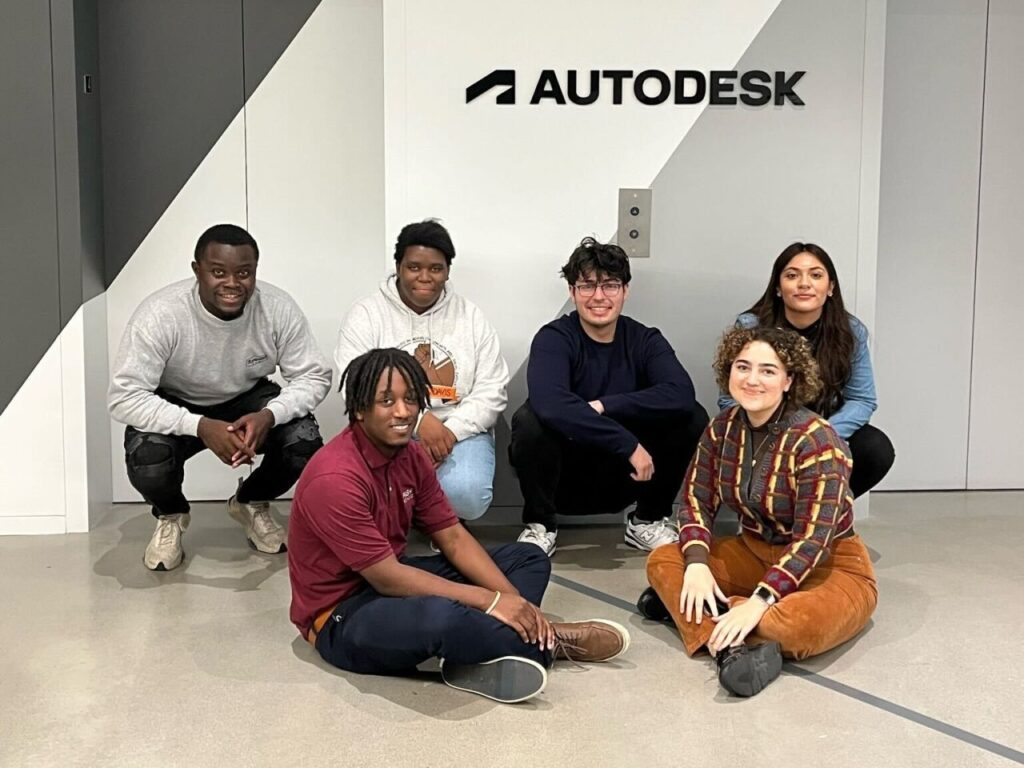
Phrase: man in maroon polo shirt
[{"left": 288, "top": 348, "right": 630, "bottom": 704}]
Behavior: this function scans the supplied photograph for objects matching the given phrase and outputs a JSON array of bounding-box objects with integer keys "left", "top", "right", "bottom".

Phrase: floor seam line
[{"left": 550, "top": 572, "right": 1023, "bottom": 765}]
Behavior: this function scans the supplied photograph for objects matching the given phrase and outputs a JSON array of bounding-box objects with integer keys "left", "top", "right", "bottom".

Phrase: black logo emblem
[{"left": 466, "top": 69, "right": 516, "bottom": 104}]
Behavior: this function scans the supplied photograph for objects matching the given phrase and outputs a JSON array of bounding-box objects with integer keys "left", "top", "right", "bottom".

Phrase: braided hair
[{"left": 340, "top": 348, "right": 431, "bottom": 421}]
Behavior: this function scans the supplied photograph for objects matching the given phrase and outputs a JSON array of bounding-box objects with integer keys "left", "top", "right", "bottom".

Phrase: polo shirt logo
[{"left": 402, "top": 488, "right": 415, "bottom": 505}]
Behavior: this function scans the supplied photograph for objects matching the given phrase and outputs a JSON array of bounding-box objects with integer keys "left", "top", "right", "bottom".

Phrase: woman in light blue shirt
[{"left": 720, "top": 242, "right": 894, "bottom": 496}]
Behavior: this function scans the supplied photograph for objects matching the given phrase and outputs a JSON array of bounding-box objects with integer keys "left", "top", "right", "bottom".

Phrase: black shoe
[
  {"left": 716, "top": 641, "right": 783, "bottom": 697},
  {"left": 440, "top": 656, "right": 547, "bottom": 704},
  {"left": 636, "top": 587, "right": 673, "bottom": 623}
]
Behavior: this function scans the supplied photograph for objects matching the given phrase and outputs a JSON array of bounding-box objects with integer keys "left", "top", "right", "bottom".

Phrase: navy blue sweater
[{"left": 526, "top": 312, "right": 696, "bottom": 458}]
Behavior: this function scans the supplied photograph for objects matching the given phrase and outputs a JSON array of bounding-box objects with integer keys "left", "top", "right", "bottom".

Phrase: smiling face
[
  {"left": 728, "top": 341, "right": 793, "bottom": 426},
  {"left": 191, "top": 242, "right": 257, "bottom": 320},
  {"left": 356, "top": 367, "right": 420, "bottom": 456},
  {"left": 777, "top": 251, "right": 834, "bottom": 326},
  {"left": 570, "top": 269, "right": 629, "bottom": 340},
  {"left": 396, "top": 245, "right": 449, "bottom": 314}
]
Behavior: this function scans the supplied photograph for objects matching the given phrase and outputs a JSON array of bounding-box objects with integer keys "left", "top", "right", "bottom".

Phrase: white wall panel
[
  {"left": 246, "top": 0, "right": 385, "bottom": 450},
  {"left": 967, "top": 0, "right": 1024, "bottom": 488},
  {"left": 874, "top": 0, "right": 987, "bottom": 489},
  {"left": 0, "top": 338, "right": 67, "bottom": 533}
]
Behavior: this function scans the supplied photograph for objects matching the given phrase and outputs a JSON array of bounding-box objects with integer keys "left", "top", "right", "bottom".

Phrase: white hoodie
[{"left": 334, "top": 276, "right": 509, "bottom": 442}]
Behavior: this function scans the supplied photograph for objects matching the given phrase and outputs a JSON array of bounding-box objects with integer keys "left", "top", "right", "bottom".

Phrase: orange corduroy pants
[{"left": 646, "top": 534, "right": 878, "bottom": 660}]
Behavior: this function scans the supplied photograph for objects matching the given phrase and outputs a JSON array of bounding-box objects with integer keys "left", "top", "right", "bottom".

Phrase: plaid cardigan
[{"left": 678, "top": 405, "right": 854, "bottom": 600}]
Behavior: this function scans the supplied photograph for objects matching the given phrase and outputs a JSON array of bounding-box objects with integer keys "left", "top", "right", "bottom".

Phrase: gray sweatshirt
[{"left": 109, "top": 278, "right": 332, "bottom": 436}]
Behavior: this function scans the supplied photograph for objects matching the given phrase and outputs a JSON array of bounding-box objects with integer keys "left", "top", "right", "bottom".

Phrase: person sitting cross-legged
[
  {"left": 640, "top": 326, "right": 878, "bottom": 698},
  {"left": 288, "top": 348, "right": 630, "bottom": 704}
]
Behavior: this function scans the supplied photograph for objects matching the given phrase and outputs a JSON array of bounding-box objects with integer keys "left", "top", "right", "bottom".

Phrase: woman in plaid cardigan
[{"left": 641, "top": 326, "right": 877, "bottom": 697}]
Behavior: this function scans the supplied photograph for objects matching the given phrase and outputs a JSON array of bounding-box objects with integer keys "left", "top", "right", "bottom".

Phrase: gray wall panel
[
  {"left": 0, "top": 1, "right": 62, "bottom": 414},
  {"left": 643, "top": 0, "right": 869, "bottom": 408},
  {"left": 874, "top": 0, "right": 986, "bottom": 489},
  {"left": 97, "top": 0, "right": 245, "bottom": 285},
  {"left": 243, "top": 0, "right": 321, "bottom": 99},
  {"left": 968, "top": 0, "right": 1024, "bottom": 488}
]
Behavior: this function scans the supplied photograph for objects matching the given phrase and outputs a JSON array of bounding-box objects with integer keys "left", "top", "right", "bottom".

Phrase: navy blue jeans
[{"left": 314, "top": 543, "right": 554, "bottom": 675}]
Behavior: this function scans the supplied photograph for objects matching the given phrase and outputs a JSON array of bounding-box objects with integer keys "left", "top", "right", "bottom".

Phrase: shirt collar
[{"left": 351, "top": 422, "right": 401, "bottom": 470}]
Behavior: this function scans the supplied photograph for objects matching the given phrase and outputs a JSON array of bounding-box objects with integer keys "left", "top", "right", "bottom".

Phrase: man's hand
[
  {"left": 417, "top": 411, "right": 456, "bottom": 466},
  {"left": 228, "top": 409, "right": 275, "bottom": 466},
  {"left": 198, "top": 417, "right": 254, "bottom": 467},
  {"left": 588, "top": 400, "right": 605, "bottom": 414},
  {"left": 628, "top": 443, "right": 654, "bottom": 482},
  {"left": 488, "top": 593, "right": 556, "bottom": 650},
  {"left": 708, "top": 598, "right": 770, "bottom": 654}
]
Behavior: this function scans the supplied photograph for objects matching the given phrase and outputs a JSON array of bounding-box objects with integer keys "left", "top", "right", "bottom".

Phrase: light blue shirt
[{"left": 717, "top": 312, "right": 877, "bottom": 439}]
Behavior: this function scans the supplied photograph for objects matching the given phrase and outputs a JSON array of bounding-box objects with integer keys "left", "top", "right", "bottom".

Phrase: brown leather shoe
[{"left": 551, "top": 619, "right": 630, "bottom": 663}]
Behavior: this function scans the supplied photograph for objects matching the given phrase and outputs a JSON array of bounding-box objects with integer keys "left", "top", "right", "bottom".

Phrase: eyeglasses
[{"left": 573, "top": 281, "right": 624, "bottom": 297}]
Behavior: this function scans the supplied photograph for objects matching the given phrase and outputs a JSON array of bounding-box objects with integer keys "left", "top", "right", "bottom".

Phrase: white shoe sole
[
  {"left": 441, "top": 656, "right": 548, "bottom": 703},
  {"left": 623, "top": 529, "right": 675, "bottom": 552},
  {"left": 143, "top": 550, "right": 183, "bottom": 571}
]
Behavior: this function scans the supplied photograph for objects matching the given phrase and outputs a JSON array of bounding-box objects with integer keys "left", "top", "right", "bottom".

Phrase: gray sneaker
[
  {"left": 440, "top": 656, "right": 547, "bottom": 704},
  {"left": 144, "top": 513, "right": 190, "bottom": 571},
  {"left": 624, "top": 516, "right": 678, "bottom": 551},
  {"left": 227, "top": 483, "right": 287, "bottom": 554},
  {"left": 517, "top": 523, "right": 557, "bottom": 557}
]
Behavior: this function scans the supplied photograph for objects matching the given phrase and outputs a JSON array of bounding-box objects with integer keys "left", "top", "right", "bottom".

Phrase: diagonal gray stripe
[
  {"left": 549, "top": 574, "right": 638, "bottom": 613},
  {"left": 550, "top": 573, "right": 1024, "bottom": 765},
  {"left": 783, "top": 665, "right": 1024, "bottom": 764}
]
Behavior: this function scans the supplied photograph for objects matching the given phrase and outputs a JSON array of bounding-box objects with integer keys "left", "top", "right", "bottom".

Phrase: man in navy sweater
[{"left": 509, "top": 237, "right": 708, "bottom": 556}]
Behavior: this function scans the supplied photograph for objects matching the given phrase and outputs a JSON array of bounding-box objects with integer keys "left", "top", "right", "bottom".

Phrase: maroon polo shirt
[{"left": 287, "top": 423, "right": 458, "bottom": 637}]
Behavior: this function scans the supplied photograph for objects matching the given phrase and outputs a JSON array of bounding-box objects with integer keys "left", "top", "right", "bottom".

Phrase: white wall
[
  {"left": 875, "top": 0, "right": 986, "bottom": 489},
  {"left": 967, "top": 0, "right": 1024, "bottom": 488},
  {"left": 876, "top": 0, "right": 1024, "bottom": 490}
]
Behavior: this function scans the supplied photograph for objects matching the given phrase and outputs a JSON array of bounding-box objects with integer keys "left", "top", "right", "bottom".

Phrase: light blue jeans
[{"left": 436, "top": 431, "right": 495, "bottom": 521}]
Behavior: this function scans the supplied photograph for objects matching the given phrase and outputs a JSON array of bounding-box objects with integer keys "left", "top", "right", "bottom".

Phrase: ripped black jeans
[{"left": 123, "top": 379, "right": 323, "bottom": 518}]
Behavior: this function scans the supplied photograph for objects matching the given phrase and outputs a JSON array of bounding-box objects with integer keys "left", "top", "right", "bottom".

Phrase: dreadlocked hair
[{"left": 340, "top": 348, "right": 431, "bottom": 421}]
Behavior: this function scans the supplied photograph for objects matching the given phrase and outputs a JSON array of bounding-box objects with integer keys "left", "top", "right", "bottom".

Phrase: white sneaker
[
  {"left": 624, "top": 516, "right": 678, "bottom": 551},
  {"left": 517, "top": 523, "right": 557, "bottom": 556},
  {"left": 227, "top": 484, "right": 287, "bottom": 554},
  {"left": 144, "top": 513, "right": 190, "bottom": 571}
]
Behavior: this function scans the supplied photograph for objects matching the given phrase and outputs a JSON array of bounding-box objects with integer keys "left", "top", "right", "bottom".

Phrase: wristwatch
[{"left": 752, "top": 586, "right": 777, "bottom": 607}]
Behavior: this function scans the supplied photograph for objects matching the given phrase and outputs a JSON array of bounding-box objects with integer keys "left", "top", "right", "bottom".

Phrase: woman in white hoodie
[{"left": 334, "top": 220, "right": 510, "bottom": 520}]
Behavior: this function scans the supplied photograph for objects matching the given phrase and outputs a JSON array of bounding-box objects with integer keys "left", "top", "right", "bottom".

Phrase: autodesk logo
[{"left": 466, "top": 69, "right": 805, "bottom": 106}]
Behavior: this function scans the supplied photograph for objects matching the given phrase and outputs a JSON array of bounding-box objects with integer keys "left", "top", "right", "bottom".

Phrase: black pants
[
  {"left": 315, "top": 543, "right": 553, "bottom": 674},
  {"left": 123, "top": 379, "right": 323, "bottom": 518},
  {"left": 508, "top": 400, "right": 709, "bottom": 531},
  {"left": 847, "top": 424, "right": 895, "bottom": 498}
]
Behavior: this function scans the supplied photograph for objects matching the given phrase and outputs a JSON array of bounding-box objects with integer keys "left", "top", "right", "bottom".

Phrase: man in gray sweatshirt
[{"left": 108, "top": 224, "right": 332, "bottom": 571}]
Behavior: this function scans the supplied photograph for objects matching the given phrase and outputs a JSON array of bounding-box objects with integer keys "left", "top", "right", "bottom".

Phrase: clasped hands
[
  {"left": 197, "top": 409, "right": 275, "bottom": 468},
  {"left": 680, "top": 562, "right": 770, "bottom": 655}
]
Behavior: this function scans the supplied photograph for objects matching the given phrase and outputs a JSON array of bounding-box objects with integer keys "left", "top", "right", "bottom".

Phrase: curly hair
[{"left": 713, "top": 326, "right": 823, "bottom": 407}]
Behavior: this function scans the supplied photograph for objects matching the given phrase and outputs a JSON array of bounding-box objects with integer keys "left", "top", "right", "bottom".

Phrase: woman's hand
[
  {"left": 708, "top": 598, "right": 769, "bottom": 654},
  {"left": 680, "top": 563, "right": 727, "bottom": 624}
]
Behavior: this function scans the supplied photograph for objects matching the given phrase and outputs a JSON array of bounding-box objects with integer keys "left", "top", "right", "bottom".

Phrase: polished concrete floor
[{"left": 1, "top": 491, "right": 1022, "bottom": 768}]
